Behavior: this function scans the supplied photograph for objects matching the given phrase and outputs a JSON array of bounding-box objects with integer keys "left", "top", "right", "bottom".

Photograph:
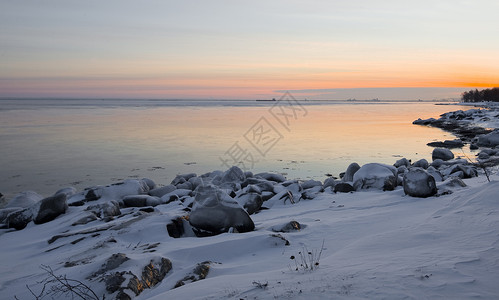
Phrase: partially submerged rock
[{"left": 432, "top": 148, "right": 454, "bottom": 161}]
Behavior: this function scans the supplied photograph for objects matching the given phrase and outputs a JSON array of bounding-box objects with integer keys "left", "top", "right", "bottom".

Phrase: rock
[
  {"left": 441, "top": 177, "right": 467, "bottom": 188},
  {"left": 353, "top": 163, "right": 397, "bottom": 191},
  {"left": 175, "top": 181, "right": 193, "bottom": 190},
  {"left": 149, "top": 185, "right": 176, "bottom": 198},
  {"left": 236, "top": 193, "right": 263, "bottom": 215},
  {"left": 432, "top": 148, "right": 454, "bottom": 161},
  {"left": 245, "top": 184, "right": 262, "bottom": 194},
  {"left": 188, "top": 177, "right": 203, "bottom": 190},
  {"left": 86, "top": 201, "right": 121, "bottom": 218},
  {"left": 413, "top": 117, "right": 437, "bottom": 125},
  {"left": 94, "top": 253, "right": 130, "bottom": 278},
  {"left": 271, "top": 220, "right": 301, "bottom": 232},
  {"left": 302, "top": 185, "right": 323, "bottom": 200},
  {"left": 478, "top": 152, "right": 490, "bottom": 160},
  {"left": 412, "top": 159, "right": 429, "bottom": 169},
  {"left": 427, "top": 139, "right": 464, "bottom": 148},
  {"left": 343, "top": 162, "right": 360, "bottom": 182},
  {"left": 167, "top": 217, "right": 186, "bottom": 238},
  {"left": 123, "top": 195, "right": 161, "bottom": 207},
  {"left": 0, "top": 208, "right": 23, "bottom": 224},
  {"left": 54, "top": 187, "right": 77, "bottom": 198},
  {"left": 160, "top": 189, "right": 193, "bottom": 204},
  {"left": 5, "top": 191, "right": 43, "bottom": 209},
  {"left": 6, "top": 208, "right": 32, "bottom": 230},
  {"left": 426, "top": 166, "right": 443, "bottom": 182},
  {"left": 171, "top": 173, "right": 197, "bottom": 185},
  {"left": 72, "top": 213, "right": 99, "bottom": 225},
  {"left": 403, "top": 167, "right": 437, "bottom": 198},
  {"left": 323, "top": 177, "right": 337, "bottom": 189},
  {"left": 476, "top": 130, "right": 499, "bottom": 147},
  {"left": 33, "top": 193, "right": 68, "bottom": 224},
  {"left": 174, "top": 262, "right": 210, "bottom": 288},
  {"left": 334, "top": 182, "right": 355, "bottom": 193},
  {"left": 394, "top": 158, "right": 411, "bottom": 168},
  {"left": 301, "top": 180, "right": 322, "bottom": 190},
  {"left": 189, "top": 185, "right": 254, "bottom": 235},
  {"left": 141, "top": 258, "right": 172, "bottom": 288},
  {"left": 221, "top": 166, "right": 245, "bottom": 183},
  {"left": 470, "top": 143, "right": 479, "bottom": 150},
  {"left": 397, "top": 165, "right": 408, "bottom": 176},
  {"left": 255, "top": 172, "right": 286, "bottom": 183},
  {"left": 141, "top": 178, "right": 156, "bottom": 190}
]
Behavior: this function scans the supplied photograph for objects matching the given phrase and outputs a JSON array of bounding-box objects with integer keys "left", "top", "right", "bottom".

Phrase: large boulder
[
  {"left": 189, "top": 185, "right": 254, "bottom": 235},
  {"left": 432, "top": 148, "right": 454, "bottom": 161},
  {"left": 403, "top": 168, "right": 437, "bottom": 198},
  {"left": 33, "top": 193, "right": 68, "bottom": 224},
  {"left": 353, "top": 163, "right": 397, "bottom": 191},
  {"left": 342, "top": 162, "right": 360, "bottom": 182}
]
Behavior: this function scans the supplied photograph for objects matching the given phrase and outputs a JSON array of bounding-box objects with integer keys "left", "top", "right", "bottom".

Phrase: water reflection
[{"left": 0, "top": 101, "right": 471, "bottom": 198}]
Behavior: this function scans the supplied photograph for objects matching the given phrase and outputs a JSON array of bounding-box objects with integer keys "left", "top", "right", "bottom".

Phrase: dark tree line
[{"left": 462, "top": 87, "right": 499, "bottom": 102}]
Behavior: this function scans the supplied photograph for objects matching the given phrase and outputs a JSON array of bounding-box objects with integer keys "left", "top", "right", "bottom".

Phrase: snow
[{"left": 0, "top": 172, "right": 498, "bottom": 299}]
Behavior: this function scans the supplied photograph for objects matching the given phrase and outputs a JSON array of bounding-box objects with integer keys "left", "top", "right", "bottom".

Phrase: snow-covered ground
[{"left": 0, "top": 172, "right": 498, "bottom": 299}]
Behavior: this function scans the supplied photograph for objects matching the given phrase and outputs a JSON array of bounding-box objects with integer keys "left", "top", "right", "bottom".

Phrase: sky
[{"left": 1, "top": 0, "right": 498, "bottom": 100}]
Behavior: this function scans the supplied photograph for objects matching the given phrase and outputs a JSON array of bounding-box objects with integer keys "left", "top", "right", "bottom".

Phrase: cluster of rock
[{"left": 413, "top": 107, "right": 499, "bottom": 148}]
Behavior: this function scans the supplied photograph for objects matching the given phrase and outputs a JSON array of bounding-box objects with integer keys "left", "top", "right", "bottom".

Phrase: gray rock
[
  {"left": 236, "top": 193, "right": 263, "bottom": 215},
  {"left": 5, "top": 191, "right": 43, "bottom": 209},
  {"left": 255, "top": 172, "right": 286, "bottom": 183},
  {"left": 301, "top": 180, "right": 322, "bottom": 190},
  {"left": 426, "top": 166, "right": 443, "bottom": 181},
  {"left": 394, "top": 158, "right": 411, "bottom": 168},
  {"left": 353, "top": 163, "right": 397, "bottom": 191},
  {"left": 0, "top": 208, "right": 22, "bottom": 224},
  {"left": 301, "top": 186, "right": 322, "bottom": 199},
  {"left": 33, "top": 193, "right": 68, "bottom": 224},
  {"left": 72, "top": 213, "right": 99, "bottom": 225},
  {"left": 86, "top": 201, "right": 121, "bottom": 218},
  {"left": 343, "top": 162, "right": 360, "bottom": 182},
  {"left": 271, "top": 220, "right": 301, "bottom": 232},
  {"left": 221, "top": 166, "right": 245, "bottom": 183},
  {"left": 174, "top": 262, "right": 210, "bottom": 288},
  {"left": 189, "top": 185, "right": 254, "bottom": 235},
  {"left": 476, "top": 130, "right": 499, "bottom": 147},
  {"left": 123, "top": 195, "right": 161, "bottom": 207},
  {"left": 6, "top": 208, "right": 32, "bottom": 230},
  {"left": 149, "top": 185, "right": 176, "bottom": 198},
  {"left": 432, "top": 148, "right": 454, "bottom": 161},
  {"left": 141, "top": 178, "right": 157, "bottom": 190},
  {"left": 412, "top": 159, "right": 429, "bottom": 169},
  {"left": 334, "top": 182, "right": 355, "bottom": 193},
  {"left": 403, "top": 168, "right": 437, "bottom": 198},
  {"left": 171, "top": 173, "right": 197, "bottom": 185},
  {"left": 54, "top": 187, "right": 77, "bottom": 198},
  {"left": 397, "top": 165, "right": 408, "bottom": 175},
  {"left": 175, "top": 181, "right": 193, "bottom": 190},
  {"left": 323, "top": 177, "right": 337, "bottom": 189}
]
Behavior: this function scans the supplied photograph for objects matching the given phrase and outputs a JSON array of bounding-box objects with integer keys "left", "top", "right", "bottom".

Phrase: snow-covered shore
[{"left": 1, "top": 105, "right": 499, "bottom": 300}]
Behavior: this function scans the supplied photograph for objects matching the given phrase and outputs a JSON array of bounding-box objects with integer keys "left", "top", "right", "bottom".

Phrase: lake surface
[{"left": 0, "top": 99, "right": 471, "bottom": 198}]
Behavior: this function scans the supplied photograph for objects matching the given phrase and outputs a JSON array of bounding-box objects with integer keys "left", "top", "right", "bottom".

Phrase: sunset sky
[{"left": 1, "top": 0, "right": 498, "bottom": 100}]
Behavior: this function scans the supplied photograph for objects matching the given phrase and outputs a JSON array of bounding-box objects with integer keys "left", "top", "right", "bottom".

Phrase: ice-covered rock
[
  {"left": 403, "top": 168, "right": 437, "bottom": 198},
  {"left": 334, "top": 182, "right": 355, "bottom": 193},
  {"left": 301, "top": 180, "right": 322, "bottom": 190},
  {"left": 394, "top": 158, "right": 411, "bottom": 168},
  {"left": 271, "top": 220, "right": 302, "bottom": 233},
  {"left": 171, "top": 173, "right": 197, "bottom": 185},
  {"left": 343, "top": 162, "right": 360, "bottom": 182},
  {"left": 426, "top": 166, "right": 443, "bottom": 181},
  {"left": 255, "top": 172, "right": 286, "bottom": 183},
  {"left": 33, "top": 193, "right": 68, "bottom": 224},
  {"left": 123, "top": 195, "right": 161, "bottom": 207},
  {"left": 353, "top": 163, "right": 397, "bottom": 191},
  {"left": 86, "top": 201, "right": 121, "bottom": 218},
  {"left": 149, "top": 185, "right": 176, "bottom": 198},
  {"left": 5, "top": 208, "right": 33, "bottom": 230},
  {"left": 323, "top": 177, "right": 337, "bottom": 189},
  {"left": 54, "top": 187, "right": 77, "bottom": 198},
  {"left": 189, "top": 185, "right": 254, "bottom": 235},
  {"left": 476, "top": 130, "right": 499, "bottom": 147},
  {"left": 432, "top": 148, "right": 454, "bottom": 161},
  {"left": 412, "top": 159, "right": 429, "bottom": 169},
  {"left": 5, "top": 191, "right": 43, "bottom": 209},
  {"left": 301, "top": 185, "right": 323, "bottom": 199},
  {"left": 236, "top": 193, "right": 263, "bottom": 215},
  {"left": 221, "top": 166, "right": 245, "bottom": 183}
]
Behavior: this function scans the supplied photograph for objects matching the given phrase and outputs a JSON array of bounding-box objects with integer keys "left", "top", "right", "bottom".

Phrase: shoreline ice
[{"left": 0, "top": 104, "right": 498, "bottom": 299}]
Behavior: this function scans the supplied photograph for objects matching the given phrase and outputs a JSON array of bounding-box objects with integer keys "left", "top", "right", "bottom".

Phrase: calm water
[{"left": 0, "top": 99, "right": 470, "bottom": 198}]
